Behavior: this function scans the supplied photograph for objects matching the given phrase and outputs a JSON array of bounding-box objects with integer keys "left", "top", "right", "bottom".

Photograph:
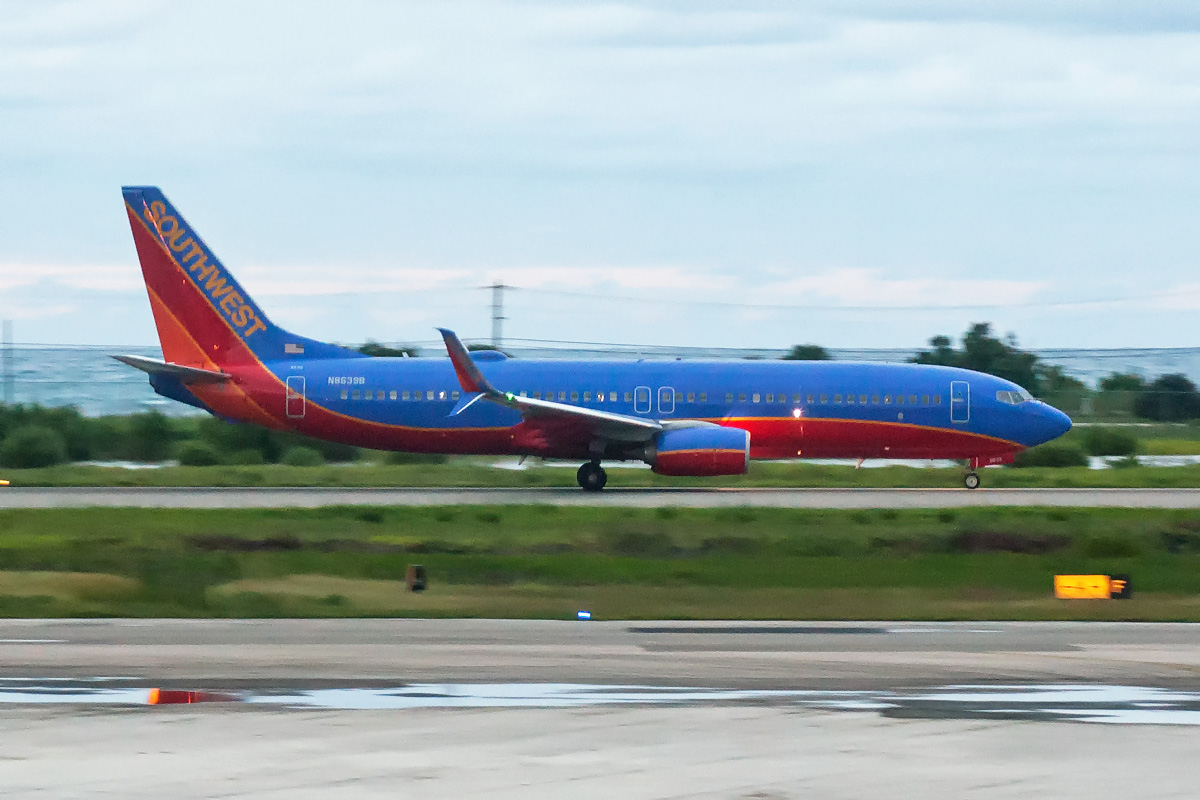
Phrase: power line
[{"left": 513, "top": 285, "right": 1200, "bottom": 312}]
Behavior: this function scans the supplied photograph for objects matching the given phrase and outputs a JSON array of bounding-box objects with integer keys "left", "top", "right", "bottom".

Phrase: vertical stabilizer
[{"left": 121, "top": 186, "right": 362, "bottom": 368}]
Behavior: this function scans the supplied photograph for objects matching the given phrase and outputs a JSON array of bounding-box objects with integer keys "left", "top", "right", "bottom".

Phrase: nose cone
[{"left": 1035, "top": 403, "right": 1073, "bottom": 445}]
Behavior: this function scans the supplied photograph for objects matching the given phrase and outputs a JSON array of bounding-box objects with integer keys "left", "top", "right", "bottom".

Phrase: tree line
[{"left": 785, "top": 322, "right": 1200, "bottom": 422}]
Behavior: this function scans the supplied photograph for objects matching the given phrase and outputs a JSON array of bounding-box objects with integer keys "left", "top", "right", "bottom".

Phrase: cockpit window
[{"left": 996, "top": 389, "right": 1033, "bottom": 405}]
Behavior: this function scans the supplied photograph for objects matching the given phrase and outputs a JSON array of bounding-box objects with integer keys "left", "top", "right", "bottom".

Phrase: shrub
[
  {"left": 385, "top": 451, "right": 448, "bottom": 465},
  {"left": 126, "top": 411, "right": 175, "bottom": 461},
  {"left": 1011, "top": 443, "right": 1088, "bottom": 468},
  {"left": 228, "top": 449, "right": 265, "bottom": 465},
  {"left": 281, "top": 446, "right": 325, "bottom": 467},
  {"left": 1082, "top": 427, "right": 1138, "bottom": 457},
  {"left": 0, "top": 425, "right": 69, "bottom": 468},
  {"left": 177, "top": 441, "right": 222, "bottom": 467}
]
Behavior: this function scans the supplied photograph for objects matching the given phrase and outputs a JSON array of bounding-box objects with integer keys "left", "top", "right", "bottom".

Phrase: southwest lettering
[
  {"left": 204, "top": 272, "right": 230, "bottom": 295},
  {"left": 142, "top": 195, "right": 274, "bottom": 342},
  {"left": 220, "top": 290, "right": 243, "bottom": 314},
  {"left": 243, "top": 315, "right": 267, "bottom": 337}
]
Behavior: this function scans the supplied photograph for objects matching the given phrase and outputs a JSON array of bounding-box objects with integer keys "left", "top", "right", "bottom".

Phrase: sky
[{"left": 2, "top": 0, "right": 1200, "bottom": 352}]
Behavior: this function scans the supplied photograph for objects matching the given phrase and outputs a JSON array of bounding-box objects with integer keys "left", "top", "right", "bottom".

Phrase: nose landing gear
[
  {"left": 963, "top": 471, "right": 980, "bottom": 490},
  {"left": 577, "top": 461, "right": 608, "bottom": 492}
]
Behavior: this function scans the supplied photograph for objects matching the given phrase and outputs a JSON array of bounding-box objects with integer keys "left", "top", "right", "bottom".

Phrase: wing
[
  {"left": 437, "top": 328, "right": 665, "bottom": 444},
  {"left": 112, "top": 354, "right": 231, "bottom": 384}
]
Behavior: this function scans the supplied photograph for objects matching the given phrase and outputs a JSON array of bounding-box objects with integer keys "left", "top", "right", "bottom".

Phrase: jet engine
[{"left": 644, "top": 426, "right": 750, "bottom": 476}]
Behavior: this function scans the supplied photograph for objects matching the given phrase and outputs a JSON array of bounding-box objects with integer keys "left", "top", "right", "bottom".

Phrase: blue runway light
[{"left": 577, "top": 610, "right": 592, "bottom": 620}]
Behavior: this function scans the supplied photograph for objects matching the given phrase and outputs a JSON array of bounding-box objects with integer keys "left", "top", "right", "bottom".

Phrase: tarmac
[
  {"left": 3, "top": 485, "right": 1200, "bottom": 508},
  {"left": 3, "top": 619, "right": 1200, "bottom": 798}
]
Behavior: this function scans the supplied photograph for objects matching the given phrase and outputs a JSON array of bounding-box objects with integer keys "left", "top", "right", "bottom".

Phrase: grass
[
  {"left": 6, "top": 459, "right": 1200, "bottom": 488},
  {"left": 1, "top": 505, "right": 1200, "bottom": 619}
]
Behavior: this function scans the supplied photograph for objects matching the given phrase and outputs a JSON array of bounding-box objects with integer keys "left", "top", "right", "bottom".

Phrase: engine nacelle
[{"left": 646, "top": 426, "right": 750, "bottom": 476}]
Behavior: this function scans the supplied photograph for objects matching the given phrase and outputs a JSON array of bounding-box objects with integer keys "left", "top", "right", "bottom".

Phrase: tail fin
[{"left": 121, "top": 186, "right": 363, "bottom": 368}]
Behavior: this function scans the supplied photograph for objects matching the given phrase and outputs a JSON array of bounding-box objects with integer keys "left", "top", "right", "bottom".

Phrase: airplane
[{"left": 115, "top": 186, "right": 1072, "bottom": 491}]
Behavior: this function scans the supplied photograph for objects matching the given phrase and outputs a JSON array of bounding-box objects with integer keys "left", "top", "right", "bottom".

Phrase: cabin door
[
  {"left": 950, "top": 380, "right": 969, "bottom": 424},
  {"left": 286, "top": 375, "right": 306, "bottom": 419}
]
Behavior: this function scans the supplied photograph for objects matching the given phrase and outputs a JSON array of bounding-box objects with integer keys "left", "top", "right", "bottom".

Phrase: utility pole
[{"left": 489, "top": 282, "right": 512, "bottom": 349}]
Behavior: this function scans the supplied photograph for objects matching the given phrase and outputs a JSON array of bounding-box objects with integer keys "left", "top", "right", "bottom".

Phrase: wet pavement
[{"left": 3, "top": 678, "right": 1200, "bottom": 725}]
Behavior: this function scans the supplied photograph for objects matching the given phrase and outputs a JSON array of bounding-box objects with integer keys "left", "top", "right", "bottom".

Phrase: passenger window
[
  {"left": 819, "top": 394, "right": 827, "bottom": 404},
  {"left": 519, "top": 391, "right": 527, "bottom": 397},
  {"left": 687, "top": 392, "right": 695, "bottom": 402},
  {"left": 739, "top": 393, "right": 747, "bottom": 403},
  {"left": 766, "top": 393, "right": 774, "bottom": 403},
  {"left": 610, "top": 392, "right": 617, "bottom": 402},
  {"left": 793, "top": 393, "right": 801, "bottom": 403},
  {"left": 896, "top": 394, "right": 904, "bottom": 405},
  {"left": 922, "top": 394, "right": 929, "bottom": 405},
  {"left": 859, "top": 395, "right": 867, "bottom": 404},
  {"left": 872, "top": 395, "right": 879, "bottom": 404},
  {"left": 933, "top": 395, "right": 941, "bottom": 405},
  {"left": 699, "top": 392, "right": 707, "bottom": 402},
  {"left": 806, "top": 394, "right": 814, "bottom": 404},
  {"left": 533, "top": 391, "right": 541, "bottom": 399},
  {"left": 558, "top": 392, "right": 566, "bottom": 401},
  {"left": 352, "top": 390, "right": 361, "bottom": 400},
  {"left": 436, "top": 390, "right": 444, "bottom": 400},
  {"left": 834, "top": 394, "right": 842, "bottom": 404},
  {"left": 909, "top": 395, "right": 918, "bottom": 405},
  {"left": 427, "top": 391, "right": 435, "bottom": 400},
  {"left": 583, "top": 391, "right": 591, "bottom": 402},
  {"left": 452, "top": 391, "right": 459, "bottom": 400},
  {"left": 674, "top": 392, "right": 683, "bottom": 402},
  {"left": 389, "top": 390, "right": 397, "bottom": 400},
  {"left": 623, "top": 392, "right": 632, "bottom": 402},
  {"left": 779, "top": 393, "right": 787, "bottom": 404},
  {"left": 340, "top": 390, "right": 348, "bottom": 400},
  {"left": 846, "top": 394, "right": 855, "bottom": 405},
  {"left": 726, "top": 393, "right": 734, "bottom": 403},
  {"left": 376, "top": 391, "right": 384, "bottom": 400},
  {"left": 570, "top": 391, "right": 579, "bottom": 402},
  {"left": 883, "top": 395, "right": 891, "bottom": 404},
  {"left": 596, "top": 392, "right": 604, "bottom": 403},
  {"left": 402, "top": 390, "right": 410, "bottom": 400},
  {"left": 752, "top": 393, "right": 761, "bottom": 403}
]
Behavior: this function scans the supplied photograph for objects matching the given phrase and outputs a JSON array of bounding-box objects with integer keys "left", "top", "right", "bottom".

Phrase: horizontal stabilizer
[{"left": 112, "top": 354, "right": 230, "bottom": 384}]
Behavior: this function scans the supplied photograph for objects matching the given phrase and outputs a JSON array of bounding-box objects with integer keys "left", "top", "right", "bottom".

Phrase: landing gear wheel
[
  {"left": 963, "top": 472, "right": 980, "bottom": 490},
  {"left": 577, "top": 461, "right": 608, "bottom": 492}
]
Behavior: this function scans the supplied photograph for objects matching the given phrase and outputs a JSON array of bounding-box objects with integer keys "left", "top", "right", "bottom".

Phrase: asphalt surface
[
  {"left": 6, "top": 619, "right": 1200, "bottom": 688},
  {"left": 2, "top": 486, "right": 1200, "bottom": 508},
  {"left": 6, "top": 619, "right": 1200, "bottom": 798}
]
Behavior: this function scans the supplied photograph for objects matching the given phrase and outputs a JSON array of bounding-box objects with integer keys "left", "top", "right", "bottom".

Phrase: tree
[
  {"left": 912, "top": 323, "right": 1041, "bottom": 391},
  {"left": 782, "top": 344, "right": 831, "bottom": 361},
  {"left": 1134, "top": 374, "right": 1200, "bottom": 421},
  {"left": 1099, "top": 373, "right": 1145, "bottom": 393},
  {"left": 357, "top": 340, "right": 418, "bottom": 358}
]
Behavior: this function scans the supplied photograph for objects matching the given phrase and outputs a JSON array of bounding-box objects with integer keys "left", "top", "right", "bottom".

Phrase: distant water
[
  {"left": 5, "top": 344, "right": 1200, "bottom": 417},
  {"left": 3, "top": 346, "right": 187, "bottom": 417}
]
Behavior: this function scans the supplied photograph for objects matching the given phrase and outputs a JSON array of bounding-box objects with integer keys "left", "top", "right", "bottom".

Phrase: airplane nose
[{"left": 1040, "top": 403, "right": 1072, "bottom": 443}]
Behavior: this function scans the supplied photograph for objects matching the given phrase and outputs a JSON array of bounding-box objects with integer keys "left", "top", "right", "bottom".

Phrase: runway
[
  {"left": 3, "top": 485, "right": 1200, "bottom": 508},
  {"left": 5, "top": 619, "right": 1200, "bottom": 798},
  {"left": 6, "top": 618, "right": 1200, "bottom": 688}
]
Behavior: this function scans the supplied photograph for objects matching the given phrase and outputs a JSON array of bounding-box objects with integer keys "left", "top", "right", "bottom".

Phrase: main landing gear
[
  {"left": 963, "top": 471, "right": 980, "bottom": 490},
  {"left": 577, "top": 461, "right": 608, "bottom": 492}
]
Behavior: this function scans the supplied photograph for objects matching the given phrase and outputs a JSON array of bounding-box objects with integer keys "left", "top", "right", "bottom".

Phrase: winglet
[{"left": 437, "top": 328, "right": 498, "bottom": 395}]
